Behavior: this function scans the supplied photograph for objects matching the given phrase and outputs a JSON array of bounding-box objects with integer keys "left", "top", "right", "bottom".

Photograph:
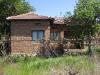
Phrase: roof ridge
[
  {"left": 7, "top": 12, "right": 37, "bottom": 20},
  {"left": 6, "top": 12, "right": 54, "bottom": 20}
]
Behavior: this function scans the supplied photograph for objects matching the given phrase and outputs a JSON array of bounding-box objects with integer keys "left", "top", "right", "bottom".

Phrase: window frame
[
  {"left": 32, "top": 30, "right": 44, "bottom": 43},
  {"left": 51, "top": 31, "right": 60, "bottom": 41}
]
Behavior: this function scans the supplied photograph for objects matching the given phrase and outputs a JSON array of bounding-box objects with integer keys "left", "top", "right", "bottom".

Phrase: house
[
  {"left": 7, "top": 12, "right": 66, "bottom": 54},
  {"left": 7, "top": 12, "right": 85, "bottom": 55}
]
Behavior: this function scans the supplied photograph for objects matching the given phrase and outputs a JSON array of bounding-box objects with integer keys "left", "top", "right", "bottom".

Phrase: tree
[
  {"left": 0, "top": 0, "right": 35, "bottom": 55},
  {"left": 64, "top": 12, "right": 84, "bottom": 39},
  {"left": 64, "top": 12, "right": 85, "bottom": 50},
  {"left": 64, "top": 0, "right": 100, "bottom": 55},
  {"left": 0, "top": 0, "right": 35, "bottom": 34},
  {"left": 74, "top": 0, "right": 100, "bottom": 55},
  {"left": 0, "top": 0, "right": 35, "bottom": 35},
  {"left": 0, "top": 0, "right": 35, "bottom": 17}
]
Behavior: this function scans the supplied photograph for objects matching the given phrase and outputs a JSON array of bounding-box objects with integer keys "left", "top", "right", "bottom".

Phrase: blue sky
[{"left": 26, "top": 0, "right": 78, "bottom": 17}]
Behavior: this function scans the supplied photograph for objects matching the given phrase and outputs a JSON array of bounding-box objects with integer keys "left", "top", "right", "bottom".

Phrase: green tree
[
  {"left": 64, "top": 0, "right": 100, "bottom": 55},
  {"left": 64, "top": 12, "right": 84, "bottom": 39},
  {"left": 0, "top": 0, "right": 35, "bottom": 17},
  {"left": 0, "top": 0, "right": 35, "bottom": 34},
  {"left": 74, "top": 0, "right": 100, "bottom": 55},
  {"left": 0, "top": 0, "right": 35, "bottom": 55}
]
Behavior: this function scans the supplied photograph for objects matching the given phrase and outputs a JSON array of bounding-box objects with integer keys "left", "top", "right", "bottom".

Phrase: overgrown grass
[
  {"left": 94, "top": 47, "right": 100, "bottom": 53},
  {"left": 0, "top": 55, "right": 96, "bottom": 75}
]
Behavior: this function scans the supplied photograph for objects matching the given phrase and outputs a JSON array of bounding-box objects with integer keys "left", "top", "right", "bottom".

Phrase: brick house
[{"left": 7, "top": 12, "right": 66, "bottom": 54}]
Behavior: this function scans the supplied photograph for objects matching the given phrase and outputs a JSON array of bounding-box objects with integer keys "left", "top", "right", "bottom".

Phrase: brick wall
[
  {"left": 50, "top": 24, "right": 64, "bottom": 41},
  {"left": 11, "top": 20, "right": 50, "bottom": 54}
]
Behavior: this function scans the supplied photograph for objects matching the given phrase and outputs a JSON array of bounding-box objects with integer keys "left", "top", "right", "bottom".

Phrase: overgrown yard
[{"left": 0, "top": 55, "right": 99, "bottom": 75}]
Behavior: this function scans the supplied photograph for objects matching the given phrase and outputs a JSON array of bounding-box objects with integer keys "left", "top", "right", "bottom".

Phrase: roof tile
[{"left": 7, "top": 12, "right": 52, "bottom": 20}]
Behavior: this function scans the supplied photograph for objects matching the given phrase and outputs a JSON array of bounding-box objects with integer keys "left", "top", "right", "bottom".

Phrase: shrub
[
  {"left": 36, "top": 40, "right": 64, "bottom": 58},
  {"left": 95, "top": 48, "right": 100, "bottom": 53},
  {"left": 3, "top": 55, "right": 19, "bottom": 63},
  {"left": 0, "top": 41, "right": 10, "bottom": 56},
  {"left": 2, "top": 54, "right": 31, "bottom": 63}
]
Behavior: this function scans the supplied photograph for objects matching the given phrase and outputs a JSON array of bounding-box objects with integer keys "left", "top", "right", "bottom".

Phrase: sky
[{"left": 26, "top": 0, "right": 78, "bottom": 17}]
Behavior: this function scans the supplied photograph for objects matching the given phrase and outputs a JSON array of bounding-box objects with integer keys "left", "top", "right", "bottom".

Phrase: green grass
[
  {"left": 0, "top": 55, "right": 96, "bottom": 75},
  {"left": 94, "top": 47, "right": 100, "bottom": 53}
]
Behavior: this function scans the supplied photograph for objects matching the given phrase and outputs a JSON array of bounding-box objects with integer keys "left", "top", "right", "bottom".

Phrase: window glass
[
  {"left": 32, "top": 30, "right": 44, "bottom": 42},
  {"left": 32, "top": 31, "right": 38, "bottom": 41},
  {"left": 38, "top": 31, "right": 44, "bottom": 40},
  {"left": 51, "top": 32, "right": 60, "bottom": 41}
]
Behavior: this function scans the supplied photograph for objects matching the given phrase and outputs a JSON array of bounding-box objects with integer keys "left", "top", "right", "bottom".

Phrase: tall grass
[{"left": 0, "top": 55, "right": 96, "bottom": 75}]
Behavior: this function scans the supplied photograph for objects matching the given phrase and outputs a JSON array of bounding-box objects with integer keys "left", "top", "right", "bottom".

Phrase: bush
[
  {"left": 2, "top": 54, "right": 31, "bottom": 63},
  {"left": 94, "top": 47, "right": 100, "bottom": 53},
  {"left": 3, "top": 55, "right": 19, "bottom": 63},
  {"left": 0, "top": 41, "right": 10, "bottom": 56},
  {"left": 0, "top": 44, "right": 7, "bottom": 56},
  {"left": 36, "top": 40, "right": 64, "bottom": 58}
]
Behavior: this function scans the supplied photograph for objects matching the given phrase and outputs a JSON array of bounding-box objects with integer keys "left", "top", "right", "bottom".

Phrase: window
[
  {"left": 32, "top": 30, "right": 44, "bottom": 42},
  {"left": 51, "top": 32, "right": 60, "bottom": 41}
]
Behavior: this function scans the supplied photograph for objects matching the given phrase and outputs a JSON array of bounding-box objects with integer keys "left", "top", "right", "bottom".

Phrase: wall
[
  {"left": 11, "top": 20, "right": 50, "bottom": 54},
  {"left": 50, "top": 24, "right": 64, "bottom": 41}
]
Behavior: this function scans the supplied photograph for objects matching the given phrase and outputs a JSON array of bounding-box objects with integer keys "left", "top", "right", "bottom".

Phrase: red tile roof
[
  {"left": 54, "top": 17, "right": 65, "bottom": 24},
  {"left": 7, "top": 12, "right": 53, "bottom": 20},
  {"left": 7, "top": 12, "right": 65, "bottom": 25}
]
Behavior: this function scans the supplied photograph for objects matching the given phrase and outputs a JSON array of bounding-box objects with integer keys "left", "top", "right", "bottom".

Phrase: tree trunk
[{"left": 87, "top": 31, "right": 92, "bottom": 56}]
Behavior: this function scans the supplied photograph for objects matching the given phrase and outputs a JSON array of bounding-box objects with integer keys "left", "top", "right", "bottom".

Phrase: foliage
[
  {"left": 75, "top": 0, "right": 95, "bottom": 20},
  {"left": 64, "top": 11, "right": 72, "bottom": 19},
  {"left": 74, "top": 0, "right": 100, "bottom": 54},
  {"left": 0, "top": 0, "right": 35, "bottom": 55},
  {"left": 64, "top": 0, "right": 100, "bottom": 38},
  {"left": 0, "top": 0, "right": 34, "bottom": 18},
  {"left": 66, "top": 25, "right": 84, "bottom": 39},
  {"left": 64, "top": 0, "right": 100, "bottom": 55},
  {"left": 0, "top": 0, "right": 35, "bottom": 34},
  {"left": 93, "top": 47, "right": 100, "bottom": 53},
  {"left": 74, "top": 0, "right": 100, "bottom": 35},
  {"left": 36, "top": 40, "right": 64, "bottom": 58}
]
